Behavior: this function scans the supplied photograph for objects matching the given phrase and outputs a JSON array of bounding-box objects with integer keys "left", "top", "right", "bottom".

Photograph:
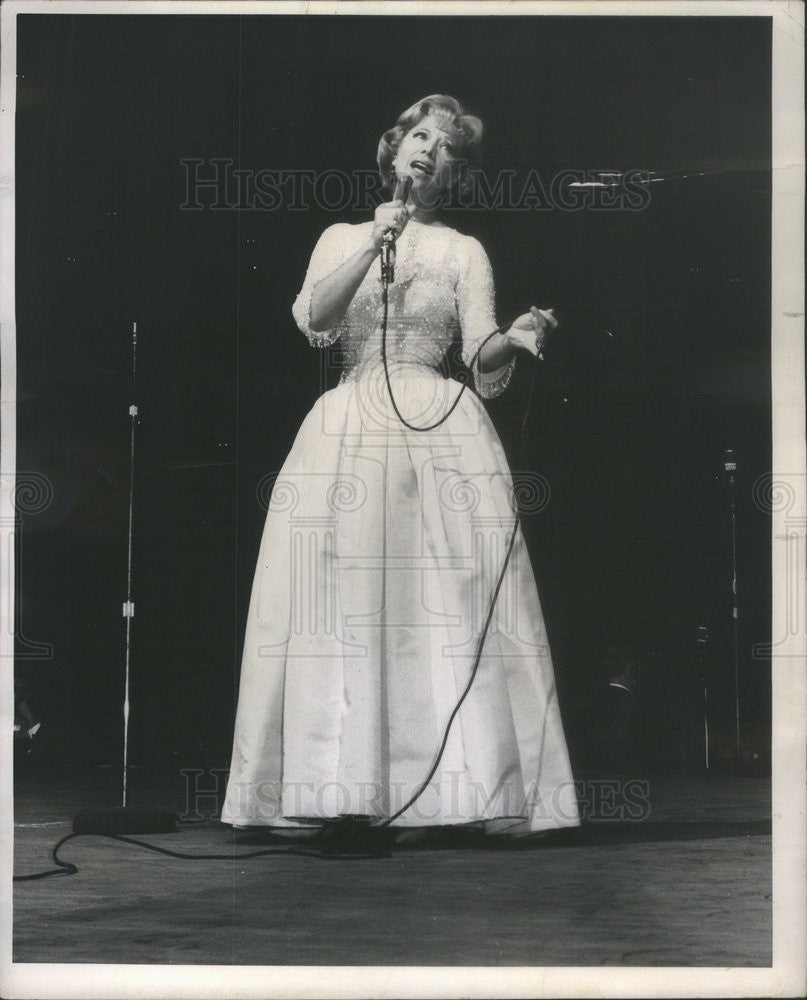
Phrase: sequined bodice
[
  {"left": 292, "top": 220, "right": 516, "bottom": 398},
  {"left": 341, "top": 221, "right": 464, "bottom": 379}
]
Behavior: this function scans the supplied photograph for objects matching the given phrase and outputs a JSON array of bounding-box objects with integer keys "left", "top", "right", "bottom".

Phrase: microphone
[
  {"left": 380, "top": 174, "right": 412, "bottom": 285},
  {"left": 384, "top": 174, "right": 413, "bottom": 240}
]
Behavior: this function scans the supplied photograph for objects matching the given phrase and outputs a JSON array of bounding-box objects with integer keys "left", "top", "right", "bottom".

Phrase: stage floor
[{"left": 12, "top": 764, "right": 771, "bottom": 967}]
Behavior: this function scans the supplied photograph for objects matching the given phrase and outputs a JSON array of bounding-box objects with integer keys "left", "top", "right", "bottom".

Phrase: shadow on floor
[{"left": 225, "top": 817, "right": 771, "bottom": 854}]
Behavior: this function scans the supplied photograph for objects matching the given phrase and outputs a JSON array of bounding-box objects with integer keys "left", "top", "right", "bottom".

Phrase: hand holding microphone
[
  {"left": 376, "top": 175, "right": 413, "bottom": 285},
  {"left": 372, "top": 174, "right": 413, "bottom": 251}
]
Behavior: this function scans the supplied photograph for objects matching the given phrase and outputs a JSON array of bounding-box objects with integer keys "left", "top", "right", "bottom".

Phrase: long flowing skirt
[{"left": 221, "top": 366, "right": 579, "bottom": 832}]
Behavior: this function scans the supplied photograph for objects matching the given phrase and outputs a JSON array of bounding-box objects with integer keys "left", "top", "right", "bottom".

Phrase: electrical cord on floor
[{"left": 13, "top": 824, "right": 388, "bottom": 881}]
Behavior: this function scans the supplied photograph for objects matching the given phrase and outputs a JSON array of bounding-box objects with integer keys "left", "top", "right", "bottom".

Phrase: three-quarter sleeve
[
  {"left": 456, "top": 236, "right": 516, "bottom": 398},
  {"left": 291, "top": 223, "right": 350, "bottom": 347}
]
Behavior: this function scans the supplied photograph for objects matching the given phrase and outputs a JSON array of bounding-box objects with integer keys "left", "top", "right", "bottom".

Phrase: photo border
[{"left": 1, "top": 2, "right": 803, "bottom": 997}]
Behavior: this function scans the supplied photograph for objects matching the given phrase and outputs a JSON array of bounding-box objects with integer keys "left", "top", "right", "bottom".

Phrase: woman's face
[{"left": 394, "top": 114, "right": 460, "bottom": 199}]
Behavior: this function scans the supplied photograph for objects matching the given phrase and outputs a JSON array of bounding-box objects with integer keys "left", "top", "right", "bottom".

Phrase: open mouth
[{"left": 410, "top": 160, "right": 434, "bottom": 177}]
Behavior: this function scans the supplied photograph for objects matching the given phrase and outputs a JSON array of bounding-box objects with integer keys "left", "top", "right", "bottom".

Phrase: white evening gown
[{"left": 221, "top": 219, "right": 580, "bottom": 834}]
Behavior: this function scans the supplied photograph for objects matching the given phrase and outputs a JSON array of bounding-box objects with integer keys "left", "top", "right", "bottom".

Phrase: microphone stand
[
  {"left": 695, "top": 625, "right": 711, "bottom": 771},
  {"left": 722, "top": 448, "right": 742, "bottom": 765},
  {"left": 70, "top": 322, "right": 175, "bottom": 837},
  {"left": 122, "top": 321, "right": 138, "bottom": 807}
]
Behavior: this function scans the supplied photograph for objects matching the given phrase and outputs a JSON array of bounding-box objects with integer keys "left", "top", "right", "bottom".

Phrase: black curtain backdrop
[{"left": 15, "top": 14, "right": 772, "bottom": 774}]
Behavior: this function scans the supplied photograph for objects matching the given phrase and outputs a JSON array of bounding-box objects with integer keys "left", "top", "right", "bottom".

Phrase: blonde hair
[{"left": 376, "top": 94, "right": 483, "bottom": 197}]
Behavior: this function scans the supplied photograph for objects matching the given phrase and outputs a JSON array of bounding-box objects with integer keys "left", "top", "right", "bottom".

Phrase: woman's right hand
[{"left": 370, "top": 199, "right": 411, "bottom": 251}]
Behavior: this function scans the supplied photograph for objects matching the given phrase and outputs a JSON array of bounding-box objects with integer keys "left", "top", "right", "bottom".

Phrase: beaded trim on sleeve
[
  {"left": 474, "top": 355, "right": 516, "bottom": 398},
  {"left": 292, "top": 224, "right": 349, "bottom": 348},
  {"left": 304, "top": 315, "right": 346, "bottom": 349}
]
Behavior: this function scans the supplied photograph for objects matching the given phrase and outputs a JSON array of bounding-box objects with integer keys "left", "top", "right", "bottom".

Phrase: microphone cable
[
  {"left": 13, "top": 815, "right": 396, "bottom": 880},
  {"left": 380, "top": 278, "right": 514, "bottom": 432},
  {"left": 377, "top": 276, "right": 546, "bottom": 827}
]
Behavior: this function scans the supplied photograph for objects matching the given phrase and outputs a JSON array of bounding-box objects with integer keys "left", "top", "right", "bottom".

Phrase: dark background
[{"left": 15, "top": 14, "right": 771, "bottom": 779}]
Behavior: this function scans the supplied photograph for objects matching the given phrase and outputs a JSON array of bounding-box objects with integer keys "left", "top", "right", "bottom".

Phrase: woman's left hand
[{"left": 507, "top": 306, "right": 559, "bottom": 357}]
